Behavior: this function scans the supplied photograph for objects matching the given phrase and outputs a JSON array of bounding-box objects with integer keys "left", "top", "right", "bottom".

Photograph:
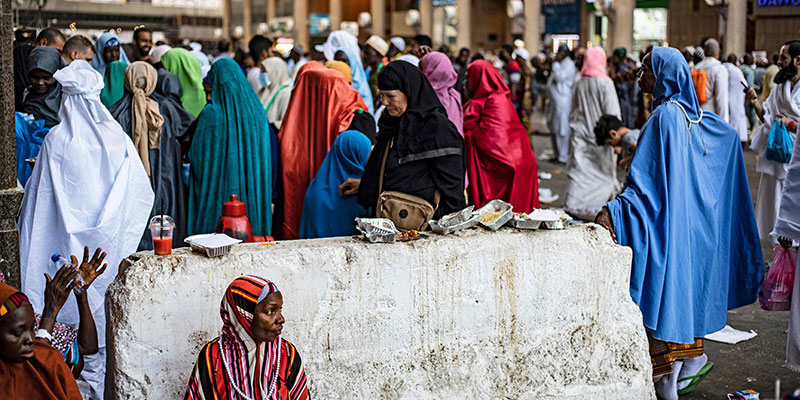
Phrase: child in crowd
[{"left": 594, "top": 114, "right": 640, "bottom": 170}]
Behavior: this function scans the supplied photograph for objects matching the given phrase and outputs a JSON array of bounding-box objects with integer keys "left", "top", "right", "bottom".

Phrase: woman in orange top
[{"left": 274, "top": 63, "right": 376, "bottom": 239}]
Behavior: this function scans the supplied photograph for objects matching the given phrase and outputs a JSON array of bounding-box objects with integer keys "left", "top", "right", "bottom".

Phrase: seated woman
[
  {"left": 340, "top": 60, "right": 466, "bottom": 228},
  {"left": 0, "top": 252, "right": 107, "bottom": 399},
  {"left": 22, "top": 46, "right": 65, "bottom": 128},
  {"left": 275, "top": 65, "right": 375, "bottom": 240},
  {"left": 463, "top": 60, "right": 539, "bottom": 213},
  {"left": 185, "top": 276, "right": 310, "bottom": 400},
  {"left": 299, "top": 130, "right": 372, "bottom": 238},
  {"left": 1, "top": 247, "right": 106, "bottom": 380}
]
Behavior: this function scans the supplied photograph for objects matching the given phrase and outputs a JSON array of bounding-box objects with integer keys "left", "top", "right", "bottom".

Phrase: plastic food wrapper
[
  {"left": 429, "top": 206, "right": 477, "bottom": 234},
  {"left": 184, "top": 233, "right": 242, "bottom": 257},
  {"left": 355, "top": 218, "right": 400, "bottom": 243},
  {"left": 727, "top": 389, "right": 759, "bottom": 400},
  {"left": 476, "top": 200, "right": 513, "bottom": 231}
]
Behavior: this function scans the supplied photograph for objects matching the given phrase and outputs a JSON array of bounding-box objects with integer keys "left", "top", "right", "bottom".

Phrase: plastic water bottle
[{"left": 50, "top": 253, "right": 86, "bottom": 294}]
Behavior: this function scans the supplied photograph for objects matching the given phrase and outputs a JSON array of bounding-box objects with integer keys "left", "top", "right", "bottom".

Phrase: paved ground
[{"left": 528, "top": 121, "right": 800, "bottom": 398}]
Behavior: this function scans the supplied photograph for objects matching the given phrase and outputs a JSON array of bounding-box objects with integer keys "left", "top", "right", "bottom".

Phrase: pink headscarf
[
  {"left": 581, "top": 47, "right": 609, "bottom": 78},
  {"left": 420, "top": 52, "right": 463, "bottom": 135}
]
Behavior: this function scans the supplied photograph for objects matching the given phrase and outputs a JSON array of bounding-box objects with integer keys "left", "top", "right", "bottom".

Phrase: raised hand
[
  {"left": 79, "top": 246, "right": 107, "bottom": 289},
  {"left": 43, "top": 262, "right": 79, "bottom": 316}
]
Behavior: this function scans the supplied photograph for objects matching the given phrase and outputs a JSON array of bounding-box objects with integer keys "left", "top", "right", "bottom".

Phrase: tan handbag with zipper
[{"left": 376, "top": 139, "right": 440, "bottom": 231}]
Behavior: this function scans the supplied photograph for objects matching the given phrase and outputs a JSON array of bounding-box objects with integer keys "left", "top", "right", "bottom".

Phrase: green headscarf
[
  {"left": 100, "top": 61, "right": 128, "bottom": 108},
  {"left": 161, "top": 48, "right": 206, "bottom": 116},
  {"left": 187, "top": 58, "right": 272, "bottom": 237}
]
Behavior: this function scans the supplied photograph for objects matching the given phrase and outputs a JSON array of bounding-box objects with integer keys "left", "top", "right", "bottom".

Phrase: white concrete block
[{"left": 106, "top": 224, "right": 655, "bottom": 399}]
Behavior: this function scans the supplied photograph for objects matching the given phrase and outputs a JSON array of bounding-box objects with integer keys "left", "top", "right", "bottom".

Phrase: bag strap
[
  {"left": 265, "top": 85, "right": 289, "bottom": 114},
  {"left": 377, "top": 138, "right": 391, "bottom": 197},
  {"left": 377, "top": 137, "right": 441, "bottom": 208}
]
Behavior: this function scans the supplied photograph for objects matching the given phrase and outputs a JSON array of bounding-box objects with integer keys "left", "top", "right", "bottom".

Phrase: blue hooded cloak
[
  {"left": 299, "top": 130, "right": 371, "bottom": 239},
  {"left": 606, "top": 47, "right": 763, "bottom": 344},
  {"left": 335, "top": 47, "right": 374, "bottom": 114},
  {"left": 91, "top": 32, "right": 131, "bottom": 77}
]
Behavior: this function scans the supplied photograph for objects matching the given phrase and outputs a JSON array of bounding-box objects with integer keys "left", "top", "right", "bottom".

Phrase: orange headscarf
[
  {"left": 275, "top": 68, "right": 368, "bottom": 239},
  {"left": 0, "top": 284, "right": 82, "bottom": 400}
]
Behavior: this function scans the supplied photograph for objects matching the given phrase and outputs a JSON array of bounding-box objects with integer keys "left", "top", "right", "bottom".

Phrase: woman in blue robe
[
  {"left": 299, "top": 130, "right": 371, "bottom": 239},
  {"left": 596, "top": 47, "right": 762, "bottom": 399}
]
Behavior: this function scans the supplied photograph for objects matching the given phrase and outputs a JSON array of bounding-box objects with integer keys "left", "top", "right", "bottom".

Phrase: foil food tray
[
  {"left": 355, "top": 218, "right": 400, "bottom": 243},
  {"left": 509, "top": 213, "right": 542, "bottom": 230},
  {"left": 429, "top": 206, "right": 478, "bottom": 234},
  {"left": 526, "top": 209, "right": 573, "bottom": 230},
  {"left": 475, "top": 200, "right": 513, "bottom": 231}
]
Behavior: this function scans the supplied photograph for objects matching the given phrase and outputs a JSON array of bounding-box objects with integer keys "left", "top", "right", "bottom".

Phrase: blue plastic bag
[
  {"left": 766, "top": 119, "right": 794, "bottom": 163},
  {"left": 15, "top": 112, "right": 50, "bottom": 186}
]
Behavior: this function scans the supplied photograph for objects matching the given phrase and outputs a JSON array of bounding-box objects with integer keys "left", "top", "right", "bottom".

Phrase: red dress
[
  {"left": 275, "top": 63, "right": 368, "bottom": 239},
  {"left": 463, "top": 60, "right": 539, "bottom": 213}
]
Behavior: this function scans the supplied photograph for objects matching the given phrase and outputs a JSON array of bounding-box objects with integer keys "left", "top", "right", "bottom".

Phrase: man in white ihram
[
  {"left": 18, "top": 59, "right": 154, "bottom": 399},
  {"left": 693, "top": 38, "right": 730, "bottom": 122},
  {"left": 545, "top": 45, "right": 576, "bottom": 164}
]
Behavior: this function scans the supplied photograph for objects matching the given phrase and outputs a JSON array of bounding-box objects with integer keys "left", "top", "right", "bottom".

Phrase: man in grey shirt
[{"left": 594, "top": 114, "right": 640, "bottom": 165}]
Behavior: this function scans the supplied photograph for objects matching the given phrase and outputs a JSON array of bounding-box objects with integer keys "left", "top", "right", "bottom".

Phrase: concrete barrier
[{"left": 106, "top": 224, "right": 655, "bottom": 399}]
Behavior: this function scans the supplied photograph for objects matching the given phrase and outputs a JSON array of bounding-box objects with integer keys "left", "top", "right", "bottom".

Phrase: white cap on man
[{"left": 365, "top": 35, "right": 389, "bottom": 57}]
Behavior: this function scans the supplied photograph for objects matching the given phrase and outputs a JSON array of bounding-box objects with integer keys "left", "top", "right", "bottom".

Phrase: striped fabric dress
[{"left": 185, "top": 276, "right": 310, "bottom": 400}]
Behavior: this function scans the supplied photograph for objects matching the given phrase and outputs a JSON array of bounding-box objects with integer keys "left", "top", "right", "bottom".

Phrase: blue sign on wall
[
  {"left": 756, "top": 0, "right": 800, "bottom": 5},
  {"left": 543, "top": 0, "right": 581, "bottom": 34}
]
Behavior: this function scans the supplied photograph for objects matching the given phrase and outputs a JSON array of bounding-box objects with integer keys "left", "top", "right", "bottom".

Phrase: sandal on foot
[{"left": 676, "top": 362, "right": 713, "bottom": 395}]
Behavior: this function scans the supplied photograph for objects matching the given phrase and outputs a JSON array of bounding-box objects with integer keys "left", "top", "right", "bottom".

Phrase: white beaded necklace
[
  {"left": 219, "top": 336, "right": 282, "bottom": 400},
  {"left": 665, "top": 100, "right": 708, "bottom": 155}
]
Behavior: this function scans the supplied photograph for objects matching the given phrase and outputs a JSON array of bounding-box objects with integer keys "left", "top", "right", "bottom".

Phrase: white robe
[
  {"left": 18, "top": 60, "right": 154, "bottom": 345},
  {"left": 565, "top": 75, "right": 621, "bottom": 220},
  {"left": 750, "top": 80, "right": 800, "bottom": 242},
  {"left": 694, "top": 57, "right": 730, "bottom": 122},
  {"left": 724, "top": 62, "right": 748, "bottom": 142},
  {"left": 774, "top": 83, "right": 800, "bottom": 370},
  {"left": 546, "top": 57, "right": 576, "bottom": 163}
]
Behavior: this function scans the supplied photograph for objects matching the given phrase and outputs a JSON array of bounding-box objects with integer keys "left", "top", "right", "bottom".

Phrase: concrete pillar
[
  {"left": 267, "top": 0, "right": 275, "bottom": 23},
  {"left": 294, "top": 0, "right": 308, "bottom": 48},
  {"left": 455, "top": 0, "right": 471, "bottom": 50},
  {"left": 610, "top": 0, "right": 634, "bottom": 52},
  {"left": 244, "top": 0, "right": 253, "bottom": 39},
  {"left": 0, "top": 0, "right": 23, "bottom": 289},
  {"left": 222, "top": 0, "right": 232, "bottom": 40},
  {"left": 726, "top": 0, "right": 746, "bottom": 56},
  {"left": 420, "top": 0, "right": 433, "bottom": 37},
  {"left": 524, "top": 0, "right": 540, "bottom": 56},
  {"left": 330, "top": 0, "right": 342, "bottom": 33},
  {"left": 370, "top": 0, "right": 386, "bottom": 37}
]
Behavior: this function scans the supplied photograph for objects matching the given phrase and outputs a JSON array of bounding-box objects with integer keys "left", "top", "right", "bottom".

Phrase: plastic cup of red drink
[{"left": 149, "top": 215, "right": 175, "bottom": 255}]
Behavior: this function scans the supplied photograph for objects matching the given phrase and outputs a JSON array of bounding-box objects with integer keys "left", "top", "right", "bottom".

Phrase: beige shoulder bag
[{"left": 376, "top": 139, "right": 440, "bottom": 231}]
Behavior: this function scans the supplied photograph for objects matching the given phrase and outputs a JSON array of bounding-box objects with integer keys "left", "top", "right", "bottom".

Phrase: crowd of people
[{"left": 5, "top": 23, "right": 800, "bottom": 400}]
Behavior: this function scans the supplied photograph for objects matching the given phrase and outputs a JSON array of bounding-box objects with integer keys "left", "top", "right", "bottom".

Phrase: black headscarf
[
  {"left": 376, "top": 60, "right": 462, "bottom": 163},
  {"left": 14, "top": 44, "right": 34, "bottom": 111},
  {"left": 21, "top": 46, "right": 65, "bottom": 127},
  {"left": 110, "top": 68, "right": 194, "bottom": 250}
]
